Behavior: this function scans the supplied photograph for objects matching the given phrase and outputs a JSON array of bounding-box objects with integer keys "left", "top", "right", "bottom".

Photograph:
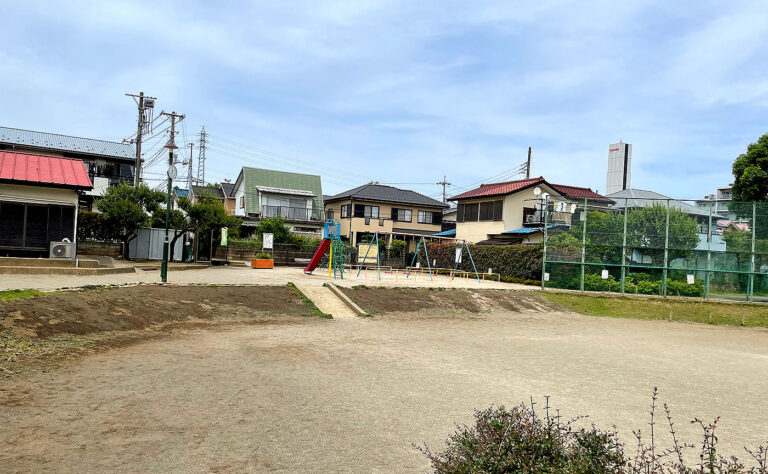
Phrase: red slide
[{"left": 304, "top": 239, "right": 331, "bottom": 274}]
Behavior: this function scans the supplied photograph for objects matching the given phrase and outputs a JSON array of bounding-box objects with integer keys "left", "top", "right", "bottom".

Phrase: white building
[{"left": 606, "top": 141, "right": 632, "bottom": 195}]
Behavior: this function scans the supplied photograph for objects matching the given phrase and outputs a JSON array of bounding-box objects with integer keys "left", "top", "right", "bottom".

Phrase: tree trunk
[{"left": 169, "top": 231, "right": 183, "bottom": 262}]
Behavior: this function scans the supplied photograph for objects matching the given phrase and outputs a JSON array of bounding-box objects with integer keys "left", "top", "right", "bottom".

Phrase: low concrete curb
[{"left": 324, "top": 283, "right": 369, "bottom": 317}]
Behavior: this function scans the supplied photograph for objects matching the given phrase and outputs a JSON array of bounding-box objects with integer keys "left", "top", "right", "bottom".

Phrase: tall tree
[
  {"left": 185, "top": 191, "right": 241, "bottom": 259},
  {"left": 97, "top": 183, "right": 165, "bottom": 259},
  {"left": 731, "top": 132, "right": 768, "bottom": 238}
]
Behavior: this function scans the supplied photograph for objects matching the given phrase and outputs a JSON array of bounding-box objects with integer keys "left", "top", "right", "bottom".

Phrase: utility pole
[
  {"left": 196, "top": 126, "right": 206, "bottom": 185},
  {"left": 436, "top": 175, "right": 452, "bottom": 203},
  {"left": 160, "top": 111, "right": 185, "bottom": 283},
  {"left": 526, "top": 146, "right": 532, "bottom": 179},
  {"left": 187, "top": 143, "right": 194, "bottom": 192},
  {"left": 125, "top": 91, "right": 156, "bottom": 186}
]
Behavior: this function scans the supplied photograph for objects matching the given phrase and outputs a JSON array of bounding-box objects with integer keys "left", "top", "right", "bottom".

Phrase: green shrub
[
  {"left": 422, "top": 391, "right": 768, "bottom": 473},
  {"left": 420, "top": 401, "right": 625, "bottom": 473},
  {"left": 419, "top": 243, "right": 542, "bottom": 281},
  {"left": 254, "top": 252, "right": 272, "bottom": 259}
]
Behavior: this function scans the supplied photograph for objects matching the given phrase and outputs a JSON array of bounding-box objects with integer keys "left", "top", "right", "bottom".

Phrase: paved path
[
  {"left": 296, "top": 285, "right": 358, "bottom": 319},
  {"left": 0, "top": 266, "right": 530, "bottom": 292}
]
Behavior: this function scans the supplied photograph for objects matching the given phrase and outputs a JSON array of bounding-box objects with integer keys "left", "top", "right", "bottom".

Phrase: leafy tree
[
  {"left": 185, "top": 192, "right": 241, "bottom": 258},
  {"left": 254, "top": 217, "right": 293, "bottom": 244},
  {"left": 732, "top": 132, "right": 768, "bottom": 202},
  {"left": 96, "top": 183, "right": 165, "bottom": 259},
  {"left": 561, "top": 205, "right": 699, "bottom": 267},
  {"left": 730, "top": 133, "right": 768, "bottom": 238}
]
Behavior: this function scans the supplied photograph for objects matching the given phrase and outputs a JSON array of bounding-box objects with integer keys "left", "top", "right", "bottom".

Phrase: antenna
[{"left": 196, "top": 126, "right": 206, "bottom": 185}]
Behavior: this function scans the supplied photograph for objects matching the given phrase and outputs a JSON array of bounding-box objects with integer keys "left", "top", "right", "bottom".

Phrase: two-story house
[
  {"left": 323, "top": 183, "right": 450, "bottom": 251},
  {"left": 450, "top": 176, "right": 613, "bottom": 244},
  {"left": 0, "top": 126, "right": 135, "bottom": 212},
  {"left": 233, "top": 167, "right": 324, "bottom": 236}
]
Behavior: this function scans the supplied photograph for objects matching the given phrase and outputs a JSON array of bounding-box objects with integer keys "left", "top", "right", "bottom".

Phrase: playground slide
[{"left": 304, "top": 238, "right": 331, "bottom": 274}]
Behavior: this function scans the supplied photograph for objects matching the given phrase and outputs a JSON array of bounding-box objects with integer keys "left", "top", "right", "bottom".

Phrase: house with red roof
[
  {"left": 448, "top": 176, "right": 613, "bottom": 244},
  {"left": 0, "top": 151, "right": 92, "bottom": 257}
]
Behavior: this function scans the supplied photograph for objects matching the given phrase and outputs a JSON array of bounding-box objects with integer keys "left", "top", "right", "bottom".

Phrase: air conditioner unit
[
  {"left": 50, "top": 241, "right": 75, "bottom": 259},
  {"left": 525, "top": 214, "right": 536, "bottom": 224}
]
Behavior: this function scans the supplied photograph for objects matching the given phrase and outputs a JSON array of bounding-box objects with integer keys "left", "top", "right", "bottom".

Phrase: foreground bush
[{"left": 420, "top": 390, "right": 767, "bottom": 473}]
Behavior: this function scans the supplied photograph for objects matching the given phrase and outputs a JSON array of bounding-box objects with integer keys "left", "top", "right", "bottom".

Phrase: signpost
[{"left": 263, "top": 232, "right": 274, "bottom": 258}]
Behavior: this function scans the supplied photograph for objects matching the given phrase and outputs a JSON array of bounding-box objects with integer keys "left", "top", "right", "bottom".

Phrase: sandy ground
[
  {"left": 0, "top": 265, "right": 528, "bottom": 292},
  {"left": 1, "top": 307, "right": 766, "bottom": 472}
]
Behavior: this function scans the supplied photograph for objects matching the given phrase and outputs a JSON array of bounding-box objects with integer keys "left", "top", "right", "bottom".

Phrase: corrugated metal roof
[
  {"left": 606, "top": 188, "right": 722, "bottom": 218},
  {"left": 0, "top": 151, "right": 92, "bottom": 189},
  {"left": 174, "top": 188, "right": 189, "bottom": 199},
  {"left": 327, "top": 183, "right": 448, "bottom": 208},
  {"left": 432, "top": 229, "right": 456, "bottom": 237},
  {"left": 0, "top": 126, "right": 135, "bottom": 160}
]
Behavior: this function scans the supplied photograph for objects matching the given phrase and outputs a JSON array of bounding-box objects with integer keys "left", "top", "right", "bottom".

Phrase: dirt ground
[{"left": 1, "top": 288, "right": 767, "bottom": 472}]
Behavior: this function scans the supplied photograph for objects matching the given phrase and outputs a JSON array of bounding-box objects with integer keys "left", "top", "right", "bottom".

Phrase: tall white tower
[{"left": 606, "top": 141, "right": 632, "bottom": 195}]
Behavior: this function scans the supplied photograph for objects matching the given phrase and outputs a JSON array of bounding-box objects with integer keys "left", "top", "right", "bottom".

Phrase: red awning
[{"left": 0, "top": 151, "right": 92, "bottom": 189}]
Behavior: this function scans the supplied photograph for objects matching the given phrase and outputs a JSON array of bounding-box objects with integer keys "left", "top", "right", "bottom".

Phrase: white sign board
[
  {"left": 601, "top": 269, "right": 609, "bottom": 280},
  {"left": 455, "top": 247, "right": 463, "bottom": 264},
  {"left": 687, "top": 274, "right": 695, "bottom": 285},
  {"left": 263, "top": 233, "right": 274, "bottom": 250},
  {"left": 543, "top": 272, "right": 550, "bottom": 282}
]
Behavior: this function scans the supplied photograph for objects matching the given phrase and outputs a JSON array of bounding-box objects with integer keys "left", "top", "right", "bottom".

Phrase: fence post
[
  {"left": 580, "top": 197, "right": 587, "bottom": 291},
  {"left": 662, "top": 199, "right": 670, "bottom": 296},
  {"left": 541, "top": 195, "right": 549, "bottom": 289},
  {"left": 620, "top": 198, "right": 628, "bottom": 293},
  {"left": 748, "top": 201, "right": 756, "bottom": 302},
  {"left": 704, "top": 202, "right": 712, "bottom": 299}
]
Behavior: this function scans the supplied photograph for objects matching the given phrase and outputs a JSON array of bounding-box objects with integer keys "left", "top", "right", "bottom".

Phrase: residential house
[
  {"left": 190, "top": 184, "right": 226, "bottom": 206},
  {"left": 323, "top": 183, "right": 450, "bottom": 251},
  {"left": 233, "top": 167, "right": 324, "bottom": 236},
  {"left": 450, "top": 177, "right": 613, "bottom": 244},
  {"left": 0, "top": 151, "right": 92, "bottom": 257},
  {"left": 220, "top": 181, "right": 236, "bottom": 215},
  {"left": 695, "top": 184, "right": 742, "bottom": 222},
  {"left": 0, "top": 126, "right": 135, "bottom": 211}
]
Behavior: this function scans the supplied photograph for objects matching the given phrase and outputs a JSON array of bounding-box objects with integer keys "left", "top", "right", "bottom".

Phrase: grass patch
[
  {"left": 540, "top": 291, "right": 768, "bottom": 328},
  {"left": 1, "top": 330, "right": 95, "bottom": 378},
  {"left": 0, "top": 289, "right": 43, "bottom": 302},
  {"left": 286, "top": 283, "right": 333, "bottom": 319}
]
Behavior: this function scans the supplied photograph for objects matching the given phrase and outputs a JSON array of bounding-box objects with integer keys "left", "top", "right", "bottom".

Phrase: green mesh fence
[{"left": 543, "top": 197, "right": 768, "bottom": 302}]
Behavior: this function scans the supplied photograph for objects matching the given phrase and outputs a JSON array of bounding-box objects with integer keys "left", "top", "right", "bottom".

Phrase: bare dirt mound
[
  {"left": 340, "top": 287, "right": 555, "bottom": 315},
  {"left": 1, "top": 285, "right": 311, "bottom": 338},
  {"left": 0, "top": 285, "right": 318, "bottom": 377}
]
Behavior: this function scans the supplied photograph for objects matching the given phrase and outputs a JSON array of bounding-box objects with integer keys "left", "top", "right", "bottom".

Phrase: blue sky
[{"left": 2, "top": 1, "right": 767, "bottom": 200}]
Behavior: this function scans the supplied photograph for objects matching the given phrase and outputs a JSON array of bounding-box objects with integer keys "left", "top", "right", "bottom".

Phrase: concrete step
[
  {"left": 295, "top": 285, "right": 358, "bottom": 319},
  {"left": 0, "top": 257, "right": 76, "bottom": 268},
  {"left": 77, "top": 258, "right": 100, "bottom": 268},
  {"left": 0, "top": 266, "right": 136, "bottom": 275},
  {"left": 135, "top": 264, "right": 210, "bottom": 272}
]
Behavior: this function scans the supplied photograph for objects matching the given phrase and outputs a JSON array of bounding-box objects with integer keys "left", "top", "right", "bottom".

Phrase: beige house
[
  {"left": 450, "top": 177, "right": 613, "bottom": 244},
  {"left": 324, "top": 183, "right": 450, "bottom": 251}
]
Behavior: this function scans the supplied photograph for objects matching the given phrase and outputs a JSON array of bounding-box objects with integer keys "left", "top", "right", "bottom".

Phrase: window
[
  {"left": 479, "top": 200, "right": 503, "bottom": 221},
  {"left": 326, "top": 209, "right": 334, "bottom": 219},
  {"left": 341, "top": 204, "right": 351, "bottom": 218},
  {"left": 457, "top": 203, "right": 479, "bottom": 222},
  {"left": 391, "top": 208, "right": 412, "bottom": 222},
  {"left": 418, "top": 210, "right": 443, "bottom": 225},
  {"left": 354, "top": 204, "right": 379, "bottom": 218},
  {"left": 240, "top": 196, "right": 245, "bottom": 208}
]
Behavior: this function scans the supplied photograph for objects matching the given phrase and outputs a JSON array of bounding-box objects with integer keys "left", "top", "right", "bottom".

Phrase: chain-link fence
[{"left": 543, "top": 197, "right": 768, "bottom": 302}]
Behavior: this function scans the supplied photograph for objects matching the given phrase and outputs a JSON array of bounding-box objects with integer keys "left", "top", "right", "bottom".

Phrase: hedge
[{"left": 417, "top": 242, "right": 542, "bottom": 282}]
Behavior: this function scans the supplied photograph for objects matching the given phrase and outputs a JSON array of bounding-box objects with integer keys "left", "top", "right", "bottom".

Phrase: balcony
[{"left": 261, "top": 205, "right": 319, "bottom": 222}]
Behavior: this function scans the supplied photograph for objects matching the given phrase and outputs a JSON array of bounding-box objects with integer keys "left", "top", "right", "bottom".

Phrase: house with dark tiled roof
[
  {"left": 449, "top": 176, "right": 613, "bottom": 244},
  {"left": 324, "top": 182, "right": 451, "bottom": 250}
]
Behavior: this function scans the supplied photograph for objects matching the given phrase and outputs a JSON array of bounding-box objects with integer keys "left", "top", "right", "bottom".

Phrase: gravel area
[{"left": 1, "top": 303, "right": 766, "bottom": 472}]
